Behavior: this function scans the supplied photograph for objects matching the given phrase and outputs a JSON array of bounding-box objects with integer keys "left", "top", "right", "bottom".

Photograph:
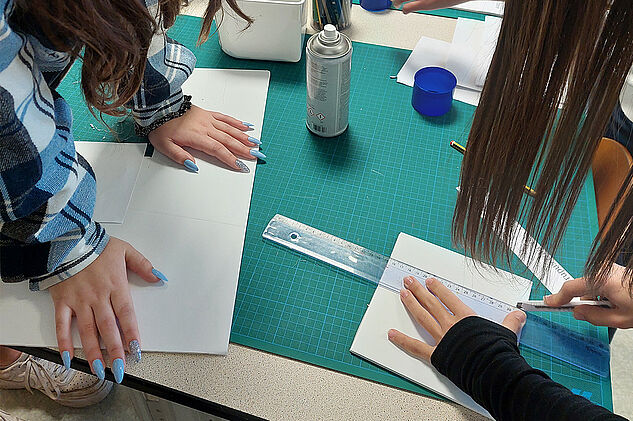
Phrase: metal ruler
[{"left": 262, "top": 214, "right": 610, "bottom": 377}]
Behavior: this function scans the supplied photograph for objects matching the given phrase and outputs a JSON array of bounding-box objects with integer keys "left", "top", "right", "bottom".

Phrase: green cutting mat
[
  {"left": 350, "top": 1, "right": 488, "bottom": 20},
  {"left": 57, "top": 15, "right": 612, "bottom": 411}
]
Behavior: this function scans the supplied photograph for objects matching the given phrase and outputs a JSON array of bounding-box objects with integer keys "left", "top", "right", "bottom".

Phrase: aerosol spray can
[{"left": 306, "top": 24, "right": 352, "bottom": 137}]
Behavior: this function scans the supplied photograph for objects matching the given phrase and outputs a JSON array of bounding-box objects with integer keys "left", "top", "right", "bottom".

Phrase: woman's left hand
[
  {"left": 148, "top": 105, "right": 261, "bottom": 172},
  {"left": 387, "top": 276, "right": 527, "bottom": 362}
]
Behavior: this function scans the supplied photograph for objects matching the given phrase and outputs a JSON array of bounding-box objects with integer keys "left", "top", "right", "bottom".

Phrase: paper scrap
[{"left": 508, "top": 220, "right": 574, "bottom": 294}]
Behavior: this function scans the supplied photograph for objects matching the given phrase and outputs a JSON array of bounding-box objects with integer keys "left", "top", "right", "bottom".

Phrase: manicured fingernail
[
  {"left": 250, "top": 150, "right": 266, "bottom": 160},
  {"left": 543, "top": 295, "right": 551, "bottom": 304},
  {"left": 61, "top": 351, "right": 71, "bottom": 370},
  {"left": 403, "top": 277, "right": 412, "bottom": 287},
  {"left": 388, "top": 329, "right": 396, "bottom": 340},
  {"left": 425, "top": 278, "right": 435, "bottom": 286},
  {"left": 517, "top": 311, "right": 527, "bottom": 326},
  {"left": 183, "top": 159, "right": 199, "bottom": 172},
  {"left": 248, "top": 136, "right": 262, "bottom": 145},
  {"left": 235, "top": 159, "right": 250, "bottom": 173},
  {"left": 242, "top": 122, "right": 254, "bottom": 127},
  {"left": 92, "top": 359, "right": 105, "bottom": 380},
  {"left": 152, "top": 268, "right": 168, "bottom": 282},
  {"left": 128, "top": 340, "right": 142, "bottom": 364},
  {"left": 112, "top": 358, "right": 125, "bottom": 384},
  {"left": 400, "top": 289, "right": 410, "bottom": 298}
]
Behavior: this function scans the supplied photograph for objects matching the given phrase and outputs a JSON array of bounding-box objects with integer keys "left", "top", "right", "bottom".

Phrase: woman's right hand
[
  {"left": 48, "top": 237, "right": 163, "bottom": 382},
  {"left": 391, "top": 0, "right": 467, "bottom": 14},
  {"left": 148, "top": 105, "right": 261, "bottom": 173},
  {"left": 544, "top": 264, "right": 633, "bottom": 329}
]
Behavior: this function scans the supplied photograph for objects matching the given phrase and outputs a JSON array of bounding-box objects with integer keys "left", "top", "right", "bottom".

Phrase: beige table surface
[{"left": 83, "top": 4, "right": 478, "bottom": 420}]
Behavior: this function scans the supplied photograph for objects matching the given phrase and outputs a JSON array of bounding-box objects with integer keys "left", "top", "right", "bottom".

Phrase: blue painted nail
[
  {"left": 92, "top": 359, "right": 105, "bottom": 380},
  {"left": 183, "top": 159, "right": 199, "bottom": 172},
  {"left": 61, "top": 351, "right": 71, "bottom": 370},
  {"left": 128, "top": 340, "right": 142, "bottom": 364},
  {"left": 248, "top": 136, "right": 262, "bottom": 145},
  {"left": 250, "top": 150, "right": 267, "bottom": 160},
  {"left": 112, "top": 358, "right": 125, "bottom": 384},
  {"left": 152, "top": 268, "right": 168, "bottom": 282},
  {"left": 242, "top": 122, "right": 254, "bottom": 127}
]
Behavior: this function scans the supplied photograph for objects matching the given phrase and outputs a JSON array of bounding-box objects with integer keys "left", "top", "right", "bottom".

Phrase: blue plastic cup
[
  {"left": 412, "top": 67, "right": 457, "bottom": 117},
  {"left": 360, "top": 0, "right": 392, "bottom": 12}
]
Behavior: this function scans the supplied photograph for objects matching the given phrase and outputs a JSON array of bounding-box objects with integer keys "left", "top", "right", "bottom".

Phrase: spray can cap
[
  {"left": 319, "top": 24, "right": 341, "bottom": 45},
  {"left": 308, "top": 24, "right": 351, "bottom": 57},
  {"left": 323, "top": 24, "right": 338, "bottom": 41}
]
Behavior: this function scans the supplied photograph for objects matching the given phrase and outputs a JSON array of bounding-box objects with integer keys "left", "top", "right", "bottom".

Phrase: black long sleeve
[{"left": 430, "top": 316, "right": 626, "bottom": 421}]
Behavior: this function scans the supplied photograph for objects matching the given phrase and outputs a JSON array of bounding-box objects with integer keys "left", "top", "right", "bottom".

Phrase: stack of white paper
[{"left": 397, "top": 16, "right": 502, "bottom": 106}]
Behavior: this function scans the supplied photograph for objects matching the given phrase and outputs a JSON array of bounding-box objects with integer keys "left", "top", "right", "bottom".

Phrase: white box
[{"left": 217, "top": 0, "right": 307, "bottom": 62}]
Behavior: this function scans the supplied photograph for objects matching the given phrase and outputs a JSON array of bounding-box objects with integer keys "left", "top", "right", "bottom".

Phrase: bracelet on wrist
[{"left": 134, "top": 95, "right": 192, "bottom": 138}]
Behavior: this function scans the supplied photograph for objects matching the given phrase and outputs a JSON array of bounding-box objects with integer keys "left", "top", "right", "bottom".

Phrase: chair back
[{"left": 592, "top": 137, "right": 633, "bottom": 232}]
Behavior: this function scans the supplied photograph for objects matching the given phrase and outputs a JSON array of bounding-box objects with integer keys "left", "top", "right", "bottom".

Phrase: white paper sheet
[
  {"left": 74, "top": 142, "right": 145, "bottom": 224},
  {"left": 453, "top": 86, "right": 481, "bottom": 106},
  {"left": 397, "top": 37, "right": 450, "bottom": 87},
  {"left": 351, "top": 233, "right": 532, "bottom": 419},
  {"left": 451, "top": 16, "right": 483, "bottom": 45},
  {"left": 0, "top": 69, "right": 271, "bottom": 354},
  {"left": 448, "top": 17, "right": 501, "bottom": 90},
  {"left": 452, "top": 1, "right": 504, "bottom": 17}
]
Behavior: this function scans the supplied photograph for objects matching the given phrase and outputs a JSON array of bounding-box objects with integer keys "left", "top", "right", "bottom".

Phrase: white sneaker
[
  {"left": 0, "top": 353, "right": 112, "bottom": 408},
  {"left": 0, "top": 409, "right": 26, "bottom": 421}
]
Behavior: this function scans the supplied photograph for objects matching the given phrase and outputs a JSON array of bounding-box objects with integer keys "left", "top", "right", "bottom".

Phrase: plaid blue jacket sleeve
[
  {"left": 0, "top": 0, "right": 109, "bottom": 291},
  {"left": 130, "top": 0, "right": 197, "bottom": 132}
]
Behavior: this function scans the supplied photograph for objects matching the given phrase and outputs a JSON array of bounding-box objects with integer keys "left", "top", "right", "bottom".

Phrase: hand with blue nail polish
[
  {"left": 148, "top": 105, "right": 264, "bottom": 172},
  {"left": 49, "top": 237, "right": 161, "bottom": 381}
]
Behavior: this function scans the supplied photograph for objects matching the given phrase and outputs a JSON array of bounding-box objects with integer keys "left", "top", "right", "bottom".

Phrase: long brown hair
[
  {"left": 453, "top": 0, "right": 633, "bottom": 292},
  {"left": 14, "top": 0, "right": 251, "bottom": 116}
]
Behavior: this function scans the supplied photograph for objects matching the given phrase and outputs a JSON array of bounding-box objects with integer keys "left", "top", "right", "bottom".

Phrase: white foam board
[
  {"left": 351, "top": 233, "right": 531, "bottom": 418},
  {"left": 0, "top": 69, "right": 271, "bottom": 354}
]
